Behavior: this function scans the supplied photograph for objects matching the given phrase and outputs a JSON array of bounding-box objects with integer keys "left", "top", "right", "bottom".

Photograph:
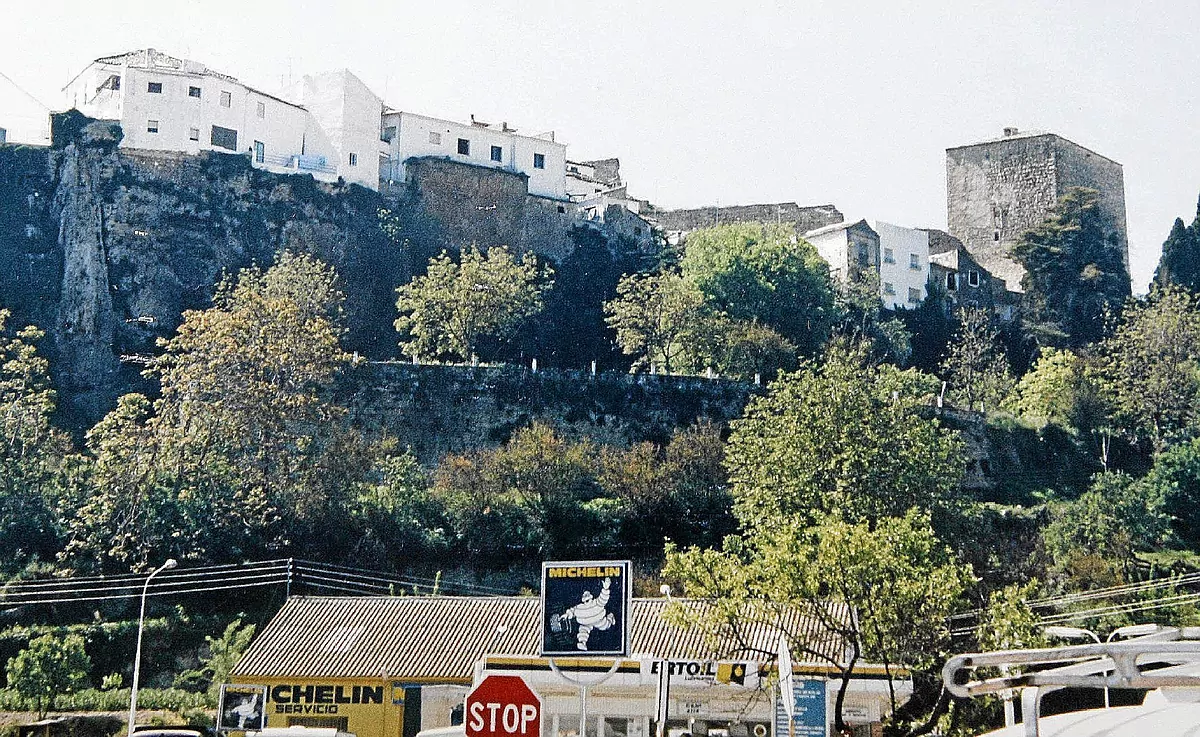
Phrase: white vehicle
[{"left": 943, "top": 627, "right": 1200, "bottom": 736}]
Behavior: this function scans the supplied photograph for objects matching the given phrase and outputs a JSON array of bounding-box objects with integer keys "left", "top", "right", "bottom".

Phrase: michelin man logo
[{"left": 551, "top": 577, "right": 617, "bottom": 650}]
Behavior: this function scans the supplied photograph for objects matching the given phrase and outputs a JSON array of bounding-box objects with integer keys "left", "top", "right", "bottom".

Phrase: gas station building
[{"left": 230, "top": 596, "right": 909, "bottom": 737}]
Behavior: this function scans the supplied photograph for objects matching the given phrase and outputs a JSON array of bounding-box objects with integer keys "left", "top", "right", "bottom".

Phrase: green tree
[
  {"left": 6, "top": 633, "right": 92, "bottom": 717},
  {"left": 432, "top": 423, "right": 606, "bottom": 561},
  {"left": 1100, "top": 286, "right": 1200, "bottom": 454},
  {"left": 680, "top": 223, "right": 836, "bottom": 356},
  {"left": 1011, "top": 187, "right": 1131, "bottom": 347},
  {"left": 941, "top": 306, "right": 1014, "bottom": 413},
  {"left": 1153, "top": 194, "right": 1200, "bottom": 292},
  {"left": 975, "top": 582, "right": 1046, "bottom": 652},
  {"left": 678, "top": 312, "right": 797, "bottom": 381},
  {"left": 396, "top": 245, "right": 550, "bottom": 363},
  {"left": 60, "top": 252, "right": 364, "bottom": 572},
  {"left": 174, "top": 619, "right": 257, "bottom": 697},
  {"left": 349, "top": 448, "right": 447, "bottom": 568},
  {"left": 727, "top": 345, "right": 965, "bottom": 531},
  {"left": 664, "top": 510, "right": 971, "bottom": 735},
  {"left": 604, "top": 270, "right": 706, "bottom": 374},
  {"left": 1042, "top": 472, "right": 1170, "bottom": 586},
  {"left": 0, "top": 311, "right": 72, "bottom": 573}
]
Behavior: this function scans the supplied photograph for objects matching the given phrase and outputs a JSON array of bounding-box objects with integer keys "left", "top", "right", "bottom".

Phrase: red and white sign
[{"left": 465, "top": 675, "right": 543, "bottom": 737}]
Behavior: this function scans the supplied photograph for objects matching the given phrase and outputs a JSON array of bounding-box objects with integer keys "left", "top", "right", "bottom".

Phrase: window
[
  {"left": 946, "top": 272, "right": 957, "bottom": 291},
  {"left": 256, "top": 101, "right": 265, "bottom": 118},
  {"left": 254, "top": 141, "right": 264, "bottom": 164},
  {"left": 210, "top": 125, "right": 238, "bottom": 151},
  {"left": 884, "top": 282, "right": 895, "bottom": 295},
  {"left": 457, "top": 138, "right": 470, "bottom": 155},
  {"left": 967, "top": 269, "right": 981, "bottom": 287},
  {"left": 883, "top": 247, "right": 895, "bottom": 264},
  {"left": 490, "top": 145, "right": 502, "bottom": 162},
  {"left": 429, "top": 131, "right": 441, "bottom": 145},
  {"left": 0, "top": 128, "right": 6, "bottom": 145},
  {"left": 908, "top": 287, "right": 922, "bottom": 304},
  {"left": 147, "top": 81, "right": 162, "bottom": 93},
  {"left": 533, "top": 152, "right": 545, "bottom": 169},
  {"left": 557, "top": 205, "right": 565, "bottom": 214},
  {"left": 188, "top": 86, "right": 201, "bottom": 98},
  {"left": 909, "top": 253, "right": 920, "bottom": 270},
  {"left": 189, "top": 127, "right": 200, "bottom": 141},
  {"left": 220, "top": 90, "right": 231, "bottom": 108},
  {"left": 146, "top": 120, "right": 159, "bottom": 133},
  {"left": 381, "top": 126, "right": 396, "bottom": 143},
  {"left": 857, "top": 244, "right": 870, "bottom": 267},
  {"left": 349, "top": 152, "right": 358, "bottom": 166},
  {"left": 634, "top": 226, "right": 642, "bottom": 236},
  {"left": 994, "top": 231, "right": 1000, "bottom": 241}
]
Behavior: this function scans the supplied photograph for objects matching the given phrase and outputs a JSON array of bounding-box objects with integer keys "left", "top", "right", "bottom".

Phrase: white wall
[
  {"left": 382, "top": 111, "right": 567, "bottom": 199},
  {"left": 805, "top": 228, "right": 850, "bottom": 281},
  {"left": 874, "top": 221, "right": 929, "bottom": 310},
  {"left": 285, "top": 69, "right": 384, "bottom": 189},
  {"left": 0, "top": 76, "right": 50, "bottom": 145}
]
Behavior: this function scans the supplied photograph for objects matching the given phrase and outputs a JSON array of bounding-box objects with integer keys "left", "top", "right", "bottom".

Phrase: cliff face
[{"left": 2, "top": 115, "right": 407, "bottom": 428}]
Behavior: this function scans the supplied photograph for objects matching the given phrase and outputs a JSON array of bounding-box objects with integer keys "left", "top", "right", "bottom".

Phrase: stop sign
[{"left": 465, "top": 675, "right": 543, "bottom": 737}]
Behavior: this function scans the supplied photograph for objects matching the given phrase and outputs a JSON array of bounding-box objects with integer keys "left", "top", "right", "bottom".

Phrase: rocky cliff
[{"left": 2, "top": 112, "right": 406, "bottom": 428}]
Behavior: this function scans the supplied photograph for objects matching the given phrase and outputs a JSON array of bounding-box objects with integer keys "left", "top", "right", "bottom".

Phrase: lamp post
[
  {"left": 128, "top": 559, "right": 177, "bottom": 737},
  {"left": 1043, "top": 624, "right": 1163, "bottom": 708}
]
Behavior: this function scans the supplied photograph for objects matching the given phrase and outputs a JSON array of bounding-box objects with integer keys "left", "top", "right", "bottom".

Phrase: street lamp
[
  {"left": 1043, "top": 624, "right": 1164, "bottom": 708},
  {"left": 128, "top": 559, "right": 177, "bottom": 737}
]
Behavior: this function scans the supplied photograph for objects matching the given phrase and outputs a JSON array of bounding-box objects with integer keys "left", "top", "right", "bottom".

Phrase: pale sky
[{"left": 3, "top": 0, "right": 1197, "bottom": 292}]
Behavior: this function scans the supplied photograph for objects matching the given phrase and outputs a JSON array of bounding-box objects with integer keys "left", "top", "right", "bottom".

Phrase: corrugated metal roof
[{"left": 234, "top": 596, "right": 848, "bottom": 682}]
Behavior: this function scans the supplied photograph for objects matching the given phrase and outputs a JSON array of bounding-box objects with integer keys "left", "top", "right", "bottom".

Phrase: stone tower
[{"left": 945, "top": 128, "right": 1128, "bottom": 292}]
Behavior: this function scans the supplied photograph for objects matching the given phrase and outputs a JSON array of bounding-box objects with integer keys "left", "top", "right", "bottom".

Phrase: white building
[
  {"left": 873, "top": 221, "right": 930, "bottom": 310},
  {"left": 804, "top": 219, "right": 880, "bottom": 284},
  {"left": 282, "top": 69, "right": 386, "bottom": 190},
  {"left": 380, "top": 110, "right": 567, "bottom": 200},
  {"left": 62, "top": 49, "right": 340, "bottom": 181},
  {"left": 0, "top": 71, "right": 51, "bottom": 145}
]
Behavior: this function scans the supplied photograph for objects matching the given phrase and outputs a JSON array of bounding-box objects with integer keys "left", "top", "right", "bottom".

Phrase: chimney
[{"left": 1003, "top": 127, "right": 1019, "bottom": 137}]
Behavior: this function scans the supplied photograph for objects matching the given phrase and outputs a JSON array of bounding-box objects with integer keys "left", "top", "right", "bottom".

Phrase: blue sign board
[{"left": 774, "top": 679, "right": 827, "bottom": 737}]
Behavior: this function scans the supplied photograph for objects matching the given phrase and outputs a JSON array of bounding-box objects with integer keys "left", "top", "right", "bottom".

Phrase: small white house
[
  {"left": 62, "top": 49, "right": 339, "bottom": 181},
  {"left": 804, "top": 219, "right": 880, "bottom": 285},
  {"left": 379, "top": 110, "right": 567, "bottom": 200},
  {"left": 873, "top": 221, "right": 930, "bottom": 310},
  {"left": 0, "top": 71, "right": 51, "bottom": 145}
]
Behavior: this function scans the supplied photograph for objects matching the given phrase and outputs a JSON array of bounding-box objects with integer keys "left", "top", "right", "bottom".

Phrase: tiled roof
[{"left": 233, "top": 596, "right": 847, "bottom": 682}]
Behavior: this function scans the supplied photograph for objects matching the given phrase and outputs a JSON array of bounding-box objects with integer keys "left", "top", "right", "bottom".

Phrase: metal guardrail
[{"left": 944, "top": 629, "right": 1200, "bottom": 737}]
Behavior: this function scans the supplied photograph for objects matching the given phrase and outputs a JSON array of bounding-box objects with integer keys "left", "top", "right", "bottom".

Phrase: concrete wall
[
  {"left": 806, "top": 227, "right": 850, "bottom": 280},
  {"left": 875, "top": 221, "right": 929, "bottom": 309},
  {"left": 945, "top": 131, "right": 1128, "bottom": 292},
  {"left": 397, "top": 156, "right": 578, "bottom": 263},
  {"left": 650, "top": 202, "right": 843, "bottom": 238},
  {"left": 382, "top": 111, "right": 567, "bottom": 199}
]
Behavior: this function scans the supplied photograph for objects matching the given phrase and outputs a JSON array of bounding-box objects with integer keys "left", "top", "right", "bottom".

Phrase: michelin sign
[{"left": 541, "top": 560, "right": 632, "bottom": 657}]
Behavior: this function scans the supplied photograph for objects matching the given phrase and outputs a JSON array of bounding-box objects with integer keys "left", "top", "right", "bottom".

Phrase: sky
[{"left": 2, "top": 0, "right": 1197, "bottom": 292}]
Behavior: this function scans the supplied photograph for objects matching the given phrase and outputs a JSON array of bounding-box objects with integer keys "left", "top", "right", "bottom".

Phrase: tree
[
  {"left": 395, "top": 245, "right": 550, "bottom": 362},
  {"left": 663, "top": 510, "right": 971, "bottom": 735},
  {"left": 680, "top": 223, "right": 836, "bottom": 356},
  {"left": 1042, "top": 472, "right": 1170, "bottom": 586},
  {"left": 726, "top": 345, "right": 966, "bottom": 531},
  {"left": 604, "top": 270, "right": 706, "bottom": 374},
  {"left": 432, "top": 422, "right": 606, "bottom": 561},
  {"left": 1011, "top": 187, "right": 1131, "bottom": 347},
  {"left": 174, "top": 619, "right": 257, "bottom": 697},
  {"left": 1100, "top": 286, "right": 1200, "bottom": 454},
  {"left": 941, "top": 307, "right": 1014, "bottom": 412},
  {"left": 6, "top": 633, "right": 92, "bottom": 717},
  {"left": 60, "top": 252, "right": 364, "bottom": 572},
  {"left": 0, "top": 311, "right": 71, "bottom": 573},
  {"left": 1153, "top": 194, "right": 1200, "bottom": 292},
  {"left": 679, "top": 312, "right": 798, "bottom": 381}
]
